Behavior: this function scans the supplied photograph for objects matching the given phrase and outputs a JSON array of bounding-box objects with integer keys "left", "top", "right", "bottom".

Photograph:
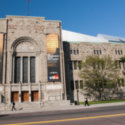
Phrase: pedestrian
[
  {"left": 11, "top": 102, "right": 16, "bottom": 111},
  {"left": 84, "top": 98, "right": 89, "bottom": 106}
]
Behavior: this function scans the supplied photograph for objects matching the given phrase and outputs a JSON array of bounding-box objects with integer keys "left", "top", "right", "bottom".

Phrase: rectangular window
[
  {"left": 14, "top": 57, "right": 20, "bottom": 83},
  {"left": 94, "top": 50, "right": 102, "bottom": 55},
  {"left": 70, "top": 50, "right": 72, "bottom": 54},
  {"left": 77, "top": 50, "right": 79, "bottom": 54},
  {"left": 71, "top": 80, "right": 74, "bottom": 90},
  {"left": 74, "top": 61, "right": 77, "bottom": 70},
  {"left": 30, "top": 57, "right": 35, "bottom": 83},
  {"left": 121, "top": 50, "right": 123, "bottom": 55},
  {"left": 118, "top": 50, "right": 120, "bottom": 55},
  {"left": 119, "top": 61, "right": 122, "bottom": 69},
  {"left": 115, "top": 50, "right": 123, "bottom": 55},
  {"left": 75, "top": 80, "right": 79, "bottom": 89},
  {"left": 123, "top": 62, "right": 125, "bottom": 69},
  {"left": 99, "top": 50, "right": 102, "bottom": 54},
  {"left": 78, "top": 61, "right": 81, "bottom": 70},
  {"left": 115, "top": 50, "right": 117, "bottom": 55},
  {"left": 23, "top": 57, "right": 28, "bottom": 83},
  {"left": 115, "top": 60, "right": 118, "bottom": 68},
  {"left": 73, "top": 50, "right": 76, "bottom": 54},
  {"left": 80, "top": 80, "right": 83, "bottom": 89}
]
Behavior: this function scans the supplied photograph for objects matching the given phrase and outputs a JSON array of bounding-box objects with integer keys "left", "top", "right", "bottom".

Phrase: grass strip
[{"left": 79, "top": 99, "right": 125, "bottom": 105}]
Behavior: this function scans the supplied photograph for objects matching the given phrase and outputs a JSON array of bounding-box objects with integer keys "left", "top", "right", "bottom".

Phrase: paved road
[{"left": 0, "top": 105, "right": 125, "bottom": 125}]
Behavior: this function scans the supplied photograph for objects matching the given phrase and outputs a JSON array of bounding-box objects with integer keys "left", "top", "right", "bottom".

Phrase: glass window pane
[
  {"left": 80, "top": 80, "right": 83, "bottom": 89},
  {"left": 74, "top": 61, "right": 77, "bottom": 70},
  {"left": 71, "top": 80, "right": 74, "bottom": 90},
  {"left": 75, "top": 80, "right": 79, "bottom": 89},
  {"left": 23, "top": 57, "right": 28, "bottom": 83},
  {"left": 14, "top": 57, "right": 20, "bottom": 83},
  {"left": 30, "top": 57, "right": 35, "bottom": 83}
]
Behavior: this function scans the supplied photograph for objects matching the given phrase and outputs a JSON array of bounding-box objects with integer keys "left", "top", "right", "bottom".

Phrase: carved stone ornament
[{"left": 16, "top": 42, "right": 35, "bottom": 52}]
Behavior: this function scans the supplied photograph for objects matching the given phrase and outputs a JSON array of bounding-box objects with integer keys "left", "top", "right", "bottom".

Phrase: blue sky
[{"left": 0, "top": 0, "right": 125, "bottom": 37}]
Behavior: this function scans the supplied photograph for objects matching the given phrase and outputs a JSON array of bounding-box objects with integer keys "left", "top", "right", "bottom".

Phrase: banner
[
  {"left": 0, "top": 34, "right": 3, "bottom": 83},
  {"left": 46, "top": 33, "right": 61, "bottom": 82}
]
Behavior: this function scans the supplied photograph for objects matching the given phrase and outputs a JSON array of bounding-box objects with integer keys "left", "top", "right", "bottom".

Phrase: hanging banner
[
  {"left": 46, "top": 33, "right": 61, "bottom": 82},
  {"left": 0, "top": 34, "right": 3, "bottom": 83}
]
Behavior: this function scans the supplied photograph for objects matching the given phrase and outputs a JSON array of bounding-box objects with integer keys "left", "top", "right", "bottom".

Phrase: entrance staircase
[{"left": 0, "top": 100, "right": 71, "bottom": 111}]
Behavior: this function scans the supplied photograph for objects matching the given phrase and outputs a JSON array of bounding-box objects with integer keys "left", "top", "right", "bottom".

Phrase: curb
[{"left": 0, "top": 102, "right": 125, "bottom": 115}]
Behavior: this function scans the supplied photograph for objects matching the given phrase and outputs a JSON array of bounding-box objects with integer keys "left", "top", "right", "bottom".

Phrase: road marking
[{"left": 5, "top": 113, "right": 125, "bottom": 125}]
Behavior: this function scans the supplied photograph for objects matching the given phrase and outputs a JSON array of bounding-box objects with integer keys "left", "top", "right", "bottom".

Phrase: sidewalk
[{"left": 0, "top": 102, "right": 125, "bottom": 115}]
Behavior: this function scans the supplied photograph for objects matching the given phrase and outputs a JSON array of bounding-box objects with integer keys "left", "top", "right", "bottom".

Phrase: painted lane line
[{"left": 5, "top": 113, "right": 125, "bottom": 125}]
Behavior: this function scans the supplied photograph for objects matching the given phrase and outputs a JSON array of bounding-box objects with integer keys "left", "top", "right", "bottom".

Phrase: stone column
[
  {"left": 20, "top": 57, "right": 23, "bottom": 83},
  {"left": 19, "top": 82, "right": 21, "bottom": 103},
  {"left": 2, "top": 34, "right": 7, "bottom": 84},
  {"left": 61, "top": 51, "right": 67, "bottom": 100},
  {"left": 28, "top": 57, "right": 31, "bottom": 102},
  {"left": 12, "top": 56, "right": 15, "bottom": 83},
  {"left": 39, "top": 81, "right": 41, "bottom": 103},
  {"left": 9, "top": 82, "right": 11, "bottom": 104},
  {"left": 8, "top": 52, "right": 12, "bottom": 84}
]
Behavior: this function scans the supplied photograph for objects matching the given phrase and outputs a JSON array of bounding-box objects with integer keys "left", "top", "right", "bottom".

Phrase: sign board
[
  {"left": 46, "top": 84, "right": 62, "bottom": 90},
  {"left": 46, "top": 34, "right": 61, "bottom": 82},
  {"left": 0, "top": 34, "right": 3, "bottom": 83}
]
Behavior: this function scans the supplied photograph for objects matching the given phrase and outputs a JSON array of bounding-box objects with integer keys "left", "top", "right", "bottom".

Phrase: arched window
[{"left": 13, "top": 41, "right": 36, "bottom": 84}]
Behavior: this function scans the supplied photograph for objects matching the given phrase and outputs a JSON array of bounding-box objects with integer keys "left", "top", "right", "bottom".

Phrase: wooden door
[
  {"left": 22, "top": 91, "right": 29, "bottom": 102},
  {"left": 32, "top": 91, "right": 38, "bottom": 101},
  {"left": 11, "top": 92, "right": 19, "bottom": 102}
]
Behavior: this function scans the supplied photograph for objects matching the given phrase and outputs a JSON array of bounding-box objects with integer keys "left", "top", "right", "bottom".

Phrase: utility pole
[{"left": 27, "top": 0, "right": 30, "bottom": 16}]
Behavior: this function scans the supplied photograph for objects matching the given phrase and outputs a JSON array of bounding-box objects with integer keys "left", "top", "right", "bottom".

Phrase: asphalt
[{"left": 0, "top": 102, "right": 125, "bottom": 115}]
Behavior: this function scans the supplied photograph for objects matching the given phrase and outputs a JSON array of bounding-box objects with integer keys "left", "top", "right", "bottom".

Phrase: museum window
[
  {"left": 115, "top": 50, "right": 123, "bottom": 55},
  {"left": 75, "top": 80, "right": 79, "bottom": 89},
  {"left": 74, "top": 61, "right": 77, "bottom": 70},
  {"left": 14, "top": 56, "right": 36, "bottom": 83},
  {"left": 80, "top": 80, "right": 83, "bottom": 89},
  {"left": 30, "top": 57, "right": 35, "bottom": 83},
  {"left": 73, "top": 50, "right": 76, "bottom": 54},
  {"left": 70, "top": 49, "right": 79, "bottom": 55},
  {"left": 117, "top": 78, "right": 125, "bottom": 87},
  {"left": 119, "top": 61, "right": 122, "bottom": 69},
  {"left": 78, "top": 61, "right": 82, "bottom": 70},
  {"left": 71, "top": 80, "right": 74, "bottom": 90},
  {"left": 23, "top": 57, "right": 28, "bottom": 83},
  {"left": 14, "top": 57, "right": 21, "bottom": 83},
  {"left": 94, "top": 50, "right": 102, "bottom": 55},
  {"left": 70, "top": 50, "right": 72, "bottom": 54},
  {"left": 123, "top": 62, "right": 125, "bottom": 69}
]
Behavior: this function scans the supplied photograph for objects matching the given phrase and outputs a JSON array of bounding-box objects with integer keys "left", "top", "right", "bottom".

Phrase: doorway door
[
  {"left": 11, "top": 92, "right": 19, "bottom": 102},
  {"left": 31, "top": 91, "right": 39, "bottom": 101},
  {"left": 21, "top": 91, "right": 29, "bottom": 102}
]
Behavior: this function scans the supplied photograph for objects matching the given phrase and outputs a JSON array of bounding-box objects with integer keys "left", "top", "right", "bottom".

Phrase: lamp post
[{"left": 77, "top": 89, "right": 79, "bottom": 105}]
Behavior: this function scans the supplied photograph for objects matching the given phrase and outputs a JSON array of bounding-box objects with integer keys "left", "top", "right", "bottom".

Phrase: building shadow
[
  {"left": 63, "top": 42, "right": 74, "bottom": 103},
  {"left": 0, "top": 115, "right": 8, "bottom": 117}
]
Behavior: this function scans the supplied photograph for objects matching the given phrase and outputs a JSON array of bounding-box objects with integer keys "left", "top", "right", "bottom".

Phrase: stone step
[{"left": 0, "top": 100, "right": 71, "bottom": 111}]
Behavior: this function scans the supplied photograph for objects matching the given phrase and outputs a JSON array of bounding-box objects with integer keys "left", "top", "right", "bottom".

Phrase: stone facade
[
  {"left": 0, "top": 16, "right": 66, "bottom": 105},
  {"left": 63, "top": 42, "right": 125, "bottom": 102},
  {"left": 0, "top": 15, "right": 125, "bottom": 106}
]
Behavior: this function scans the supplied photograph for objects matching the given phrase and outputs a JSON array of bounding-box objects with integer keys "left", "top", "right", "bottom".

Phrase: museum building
[
  {"left": 0, "top": 15, "right": 125, "bottom": 105},
  {"left": 0, "top": 16, "right": 67, "bottom": 104}
]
